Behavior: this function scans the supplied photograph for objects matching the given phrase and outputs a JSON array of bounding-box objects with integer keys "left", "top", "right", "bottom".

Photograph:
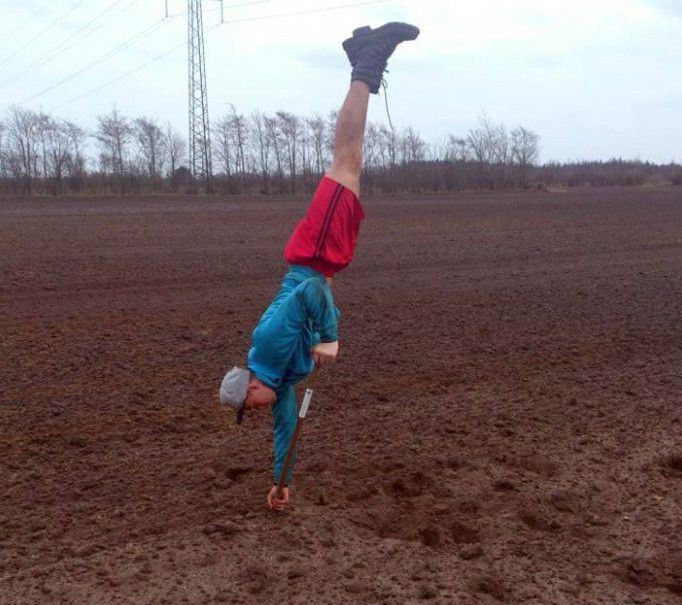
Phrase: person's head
[
  {"left": 219, "top": 366, "right": 276, "bottom": 424},
  {"left": 244, "top": 377, "right": 276, "bottom": 409}
]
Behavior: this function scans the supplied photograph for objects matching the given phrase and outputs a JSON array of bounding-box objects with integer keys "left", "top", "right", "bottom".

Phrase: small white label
[{"left": 299, "top": 388, "right": 313, "bottom": 418}]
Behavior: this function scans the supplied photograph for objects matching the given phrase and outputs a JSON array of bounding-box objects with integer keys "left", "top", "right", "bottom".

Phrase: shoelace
[{"left": 381, "top": 75, "right": 394, "bottom": 133}]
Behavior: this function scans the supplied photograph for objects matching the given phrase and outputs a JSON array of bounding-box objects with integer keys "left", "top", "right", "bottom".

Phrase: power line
[
  {"left": 43, "top": 0, "right": 142, "bottom": 59},
  {"left": 19, "top": 0, "right": 279, "bottom": 104},
  {"left": 0, "top": 0, "right": 142, "bottom": 89},
  {"left": 224, "top": 0, "right": 278, "bottom": 7},
  {"left": 20, "top": 18, "right": 172, "bottom": 104},
  {"left": 1, "top": 0, "right": 139, "bottom": 87},
  {"left": 164, "top": 0, "right": 279, "bottom": 20},
  {"left": 166, "top": 0, "right": 280, "bottom": 20},
  {"left": 52, "top": 25, "right": 199, "bottom": 111},
  {"left": 51, "top": 0, "right": 395, "bottom": 110},
  {"left": 226, "top": 0, "right": 393, "bottom": 23},
  {"left": 0, "top": 3, "right": 50, "bottom": 44},
  {"left": 0, "top": 1, "right": 86, "bottom": 68}
]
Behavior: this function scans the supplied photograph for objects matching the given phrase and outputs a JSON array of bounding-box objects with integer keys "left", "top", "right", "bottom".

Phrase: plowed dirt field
[{"left": 1, "top": 188, "right": 681, "bottom": 604}]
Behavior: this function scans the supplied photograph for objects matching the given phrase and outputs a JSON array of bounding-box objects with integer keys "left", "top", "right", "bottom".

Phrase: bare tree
[
  {"left": 165, "top": 122, "right": 185, "bottom": 176},
  {"left": 378, "top": 125, "right": 397, "bottom": 168},
  {"left": 401, "top": 127, "right": 427, "bottom": 164},
  {"left": 213, "top": 105, "right": 248, "bottom": 192},
  {"left": 43, "top": 118, "right": 78, "bottom": 194},
  {"left": 467, "top": 114, "right": 509, "bottom": 187},
  {"left": 94, "top": 108, "right": 132, "bottom": 184},
  {"left": 445, "top": 135, "right": 470, "bottom": 162},
  {"left": 467, "top": 115, "right": 496, "bottom": 166},
  {"left": 134, "top": 116, "right": 165, "bottom": 180},
  {"left": 276, "top": 110, "right": 301, "bottom": 193},
  {"left": 363, "top": 123, "right": 380, "bottom": 168},
  {"left": 325, "top": 110, "right": 338, "bottom": 160},
  {"left": 2, "top": 103, "right": 675, "bottom": 196},
  {"left": 0, "top": 119, "right": 6, "bottom": 179},
  {"left": 299, "top": 123, "right": 311, "bottom": 190},
  {"left": 363, "top": 122, "right": 382, "bottom": 193},
  {"left": 265, "top": 115, "right": 283, "bottom": 189},
  {"left": 250, "top": 111, "right": 271, "bottom": 192},
  {"left": 64, "top": 121, "right": 86, "bottom": 190},
  {"left": 398, "top": 127, "right": 428, "bottom": 191},
  {"left": 376, "top": 124, "right": 398, "bottom": 190},
  {"left": 4, "top": 106, "right": 40, "bottom": 194},
  {"left": 307, "top": 114, "right": 327, "bottom": 179},
  {"left": 230, "top": 107, "right": 248, "bottom": 188},
  {"left": 511, "top": 126, "right": 540, "bottom": 188},
  {"left": 35, "top": 112, "right": 53, "bottom": 183},
  {"left": 214, "top": 114, "right": 233, "bottom": 183}
]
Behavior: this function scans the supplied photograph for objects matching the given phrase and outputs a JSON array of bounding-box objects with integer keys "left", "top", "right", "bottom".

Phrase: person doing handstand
[{"left": 220, "top": 22, "right": 419, "bottom": 510}]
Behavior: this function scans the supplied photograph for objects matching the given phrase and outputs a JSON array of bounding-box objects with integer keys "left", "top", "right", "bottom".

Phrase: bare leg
[{"left": 325, "top": 80, "right": 371, "bottom": 197}]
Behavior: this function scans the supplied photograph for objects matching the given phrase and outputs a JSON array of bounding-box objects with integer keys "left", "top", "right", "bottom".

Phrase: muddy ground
[{"left": 1, "top": 187, "right": 681, "bottom": 604}]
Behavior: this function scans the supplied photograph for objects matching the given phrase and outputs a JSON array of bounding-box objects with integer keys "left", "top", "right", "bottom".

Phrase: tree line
[{"left": 0, "top": 105, "right": 679, "bottom": 196}]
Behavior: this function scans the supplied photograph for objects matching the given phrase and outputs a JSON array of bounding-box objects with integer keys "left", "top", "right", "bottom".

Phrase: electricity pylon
[{"left": 187, "top": 0, "right": 213, "bottom": 191}]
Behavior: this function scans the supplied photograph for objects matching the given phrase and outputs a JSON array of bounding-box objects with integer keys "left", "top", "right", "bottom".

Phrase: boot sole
[
  {"left": 349, "top": 22, "right": 420, "bottom": 43},
  {"left": 343, "top": 22, "right": 420, "bottom": 56}
]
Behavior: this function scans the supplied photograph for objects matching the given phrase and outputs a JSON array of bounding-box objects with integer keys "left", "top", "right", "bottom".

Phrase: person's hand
[
  {"left": 267, "top": 485, "right": 290, "bottom": 511},
  {"left": 311, "top": 341, "right": 338, "bottom": 366}
]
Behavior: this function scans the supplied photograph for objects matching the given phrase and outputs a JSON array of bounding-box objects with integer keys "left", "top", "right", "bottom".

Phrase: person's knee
[
  {"left": 332, "top": 148, "right": 363, "bottom": 177},
  {"left": 326, "top": 166, "right": 360, "bottom": 196}
]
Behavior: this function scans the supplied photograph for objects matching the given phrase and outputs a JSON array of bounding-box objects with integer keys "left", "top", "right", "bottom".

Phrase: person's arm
[
  {"left": 272, "top": 386, "right": 298, "bottom": 486},
  {"left": 300, "top": 278, "right": 340, "bottom": 366},
  {"left": 299, "top": 278, "right": 339, "bottom": 343}
]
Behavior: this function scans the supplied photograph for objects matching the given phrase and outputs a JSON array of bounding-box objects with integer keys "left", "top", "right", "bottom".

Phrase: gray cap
[{"left": 219, "top": 366, "right": 250, "bottom": 424}]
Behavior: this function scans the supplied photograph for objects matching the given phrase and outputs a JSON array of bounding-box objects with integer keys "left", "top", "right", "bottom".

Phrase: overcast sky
[{"left": 1, "top": 0, "right": 680, "bottom": 163}]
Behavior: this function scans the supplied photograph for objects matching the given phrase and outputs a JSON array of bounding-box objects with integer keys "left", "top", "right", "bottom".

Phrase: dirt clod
[
  {"left": 493, "top": 479, "right": 517, "bottom": 492},
  {"left": 661, "top": 454, "right": 682, "bottom": 478},
  {"left": 460, "top": 545, "right": 484, "bottom": 560},
  {"left": 287, "top": 569, "right": 304, "bottom": 580},
  {"left": 550, "top": 490, "right": 580, "bottom": 512},
  {"left": 419, "top": 527, "right": 441, "bottom": 548},
  {"left": 419, "top": 584, "right": 438, "bottom": 599},
  {"left": 623, "top": 557, "right": 657, "bottom": 587},
  {"left": 476, "top": 575, "right": 510, "bottom": 601},
  {"left": 450, "top": 521, "right": 480, "bottom": 544},
  {"left": 519, "top": 509, "right": 561, "bottom": 532},
  {"left": 203, "top": 522, "right": 239, "bottom": 538}
]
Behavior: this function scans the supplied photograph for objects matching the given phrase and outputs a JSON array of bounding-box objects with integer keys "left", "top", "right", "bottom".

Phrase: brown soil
[{"left": 1, "top": 187, "right": 681, "bottom": 604}]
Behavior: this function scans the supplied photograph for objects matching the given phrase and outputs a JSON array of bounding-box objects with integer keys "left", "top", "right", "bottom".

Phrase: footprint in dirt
[
  {"left": 475, "top": 574, "right": 511, "bottom": 601},
  {"left": 550, "top": 489, "right": 581, "bottom": 513},
  {"left": 226, "top": 466, "right": 252, "bottom": 482},
  {"left": 239, "top": 563, "right": 270, "bottom": 595},
  {"left": 450, "top": 520, "right": 480, "bottom": 544},
  {"left": 389, "top": 478, "right": 422, "bottom": 498},
  {"left": 659, "top": 453, "right": 682, "bottom": 478},
  {"left": 518, "top": 508, "right": 561, "bottom": 532},
  {"left": 419, "top": 526, "right": 442, "bottom": 548},
  {"left": 347, "top": 485, "right": 379, "bottom": 502},
  {"left": 516, "top": 454, "right": 558, "bottom": 478},
  {"left": 620, "top": 554, "right": 682, "bottom": 595},
  {"left": 387, "top": 470, "right": 432, "bottom": 498},
  {"left": 620, "top": 556, "right": 657, "bottom": 588},
  {"left": 666, "top": 558, "right": 682, "bottom": 595}
]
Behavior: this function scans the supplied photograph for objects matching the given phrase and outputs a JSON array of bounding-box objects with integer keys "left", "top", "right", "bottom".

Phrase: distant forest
[{"left": 1, "top": 105, "right": 680, "bottom": 196}]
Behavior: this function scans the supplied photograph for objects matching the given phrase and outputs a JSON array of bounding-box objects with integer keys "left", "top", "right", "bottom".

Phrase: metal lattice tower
[{"left": 188, "top": 0, "right": 212, "bottom": 190}]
